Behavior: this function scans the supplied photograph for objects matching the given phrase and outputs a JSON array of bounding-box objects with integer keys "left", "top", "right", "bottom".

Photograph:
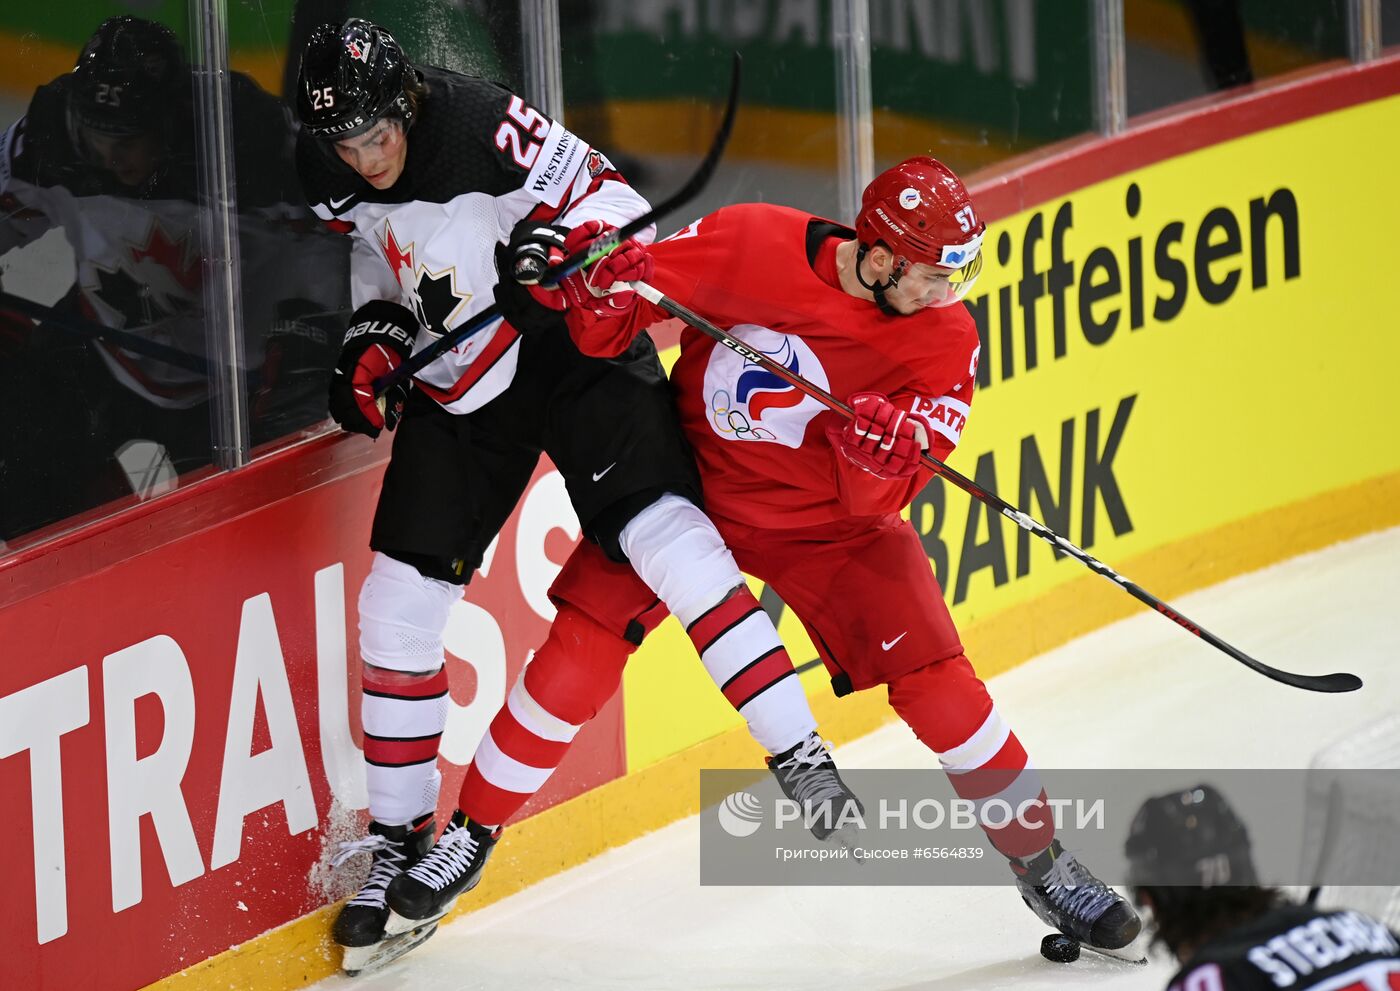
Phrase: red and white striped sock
[
  {"left": 361, "top": 665, "right": 449, "bottom": 825},
  {"left": 889, "top": 655, "right": 1054, "bottom": 859},
  {"left": 684, "top": 588, "right": 813, "bottom": 754},
  {"left": 459, "top": 606, "right": 631, "bottom": 826},
  {"left": 938, "top": 707, "right": 1054, "bottom": 860},
  {"left": 618, "top": 495, "right": 815, "bottom": 755}
]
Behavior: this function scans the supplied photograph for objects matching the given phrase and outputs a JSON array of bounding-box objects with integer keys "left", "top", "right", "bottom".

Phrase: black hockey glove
[
  {"left": 492, "top": 220, "right": 570, "bottom": 337},
  {"left": 251, "top": 299, "right": 339, "bottom": 443},
  {"left": 327, "top": 300, "right": 417, "bottom": 439}
]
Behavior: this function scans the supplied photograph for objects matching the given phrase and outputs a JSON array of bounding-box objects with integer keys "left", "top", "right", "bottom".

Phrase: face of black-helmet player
[{"left": 66, "top": 15, "right": 184, "bottom": 188}]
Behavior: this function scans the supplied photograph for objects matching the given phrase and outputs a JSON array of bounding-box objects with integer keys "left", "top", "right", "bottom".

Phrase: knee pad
[
  {"left": 358, "top": 552, "right": 462, "bottom": 673},
  {"left": 522, "top": 605, "right": 636, "bottom": 727},
  {"left": 617, "top": 493, "right": 744, "bottom": 626},
  {"left": 887, "top": 654, "right": 996, "bottom": 758},
  {"left": 549, "top": 540, "right": 670, "bottom": 646}
]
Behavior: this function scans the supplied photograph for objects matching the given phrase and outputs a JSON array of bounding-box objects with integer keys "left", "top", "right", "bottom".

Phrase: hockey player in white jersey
[
  {"left": 295, "top": 19, "right": 857, "bottom": 975},
  {"left": 0, "top": 15, "right": 342, "bottom": 539}
]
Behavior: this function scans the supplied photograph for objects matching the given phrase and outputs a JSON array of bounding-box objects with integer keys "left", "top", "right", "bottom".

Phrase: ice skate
[
  {"left": 330, "top": 814, "right": 436, "bottom": 975},
  {"left": 1013, "top": 839, "right": 1142, "bottom": 950},
  {"left": 767, "top": 732, "right": 865, "bottom": 845},
  {"left": 385, "top": 811, "right": 501, "bottom": 936}
]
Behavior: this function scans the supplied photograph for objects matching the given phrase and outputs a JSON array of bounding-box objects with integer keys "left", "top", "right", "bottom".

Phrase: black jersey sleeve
[
  {"left": 462, "top": 75, "right": 654, "bottom": 237},
  {"left": 404, "top": 69, "right": 582, "bottom": 207},
  {"left": 1171, "top": 906, "right": 1400, "bottom": 991}
]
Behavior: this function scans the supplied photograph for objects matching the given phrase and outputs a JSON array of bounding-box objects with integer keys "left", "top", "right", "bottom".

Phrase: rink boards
[{"left": 2, "top": 53, "right": 1399, "bottom": 991}]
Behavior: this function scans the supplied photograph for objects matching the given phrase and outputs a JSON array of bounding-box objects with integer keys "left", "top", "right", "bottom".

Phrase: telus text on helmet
[
  {"left": 966, "top": 182, "right": 1301, "bottom": 389},
  {"left": 320, "top": 114, "right": 368, "bottom": 137}
]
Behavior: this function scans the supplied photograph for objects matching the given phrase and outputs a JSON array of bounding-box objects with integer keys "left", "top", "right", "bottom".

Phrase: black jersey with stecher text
[
  {"left": 296, "top": 65, "right": 652, "bottom": 415},
  {"left": 1168, "top": 904, "right": 1400, "bottom": 991}
]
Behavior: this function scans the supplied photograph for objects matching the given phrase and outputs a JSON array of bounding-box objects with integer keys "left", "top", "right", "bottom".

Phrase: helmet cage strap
[
  {"left": 387, "top": 91, "right": 415, "bottom": 133},
  {"left": 855, "top": 243, "right": 902, "bottom": 317}
]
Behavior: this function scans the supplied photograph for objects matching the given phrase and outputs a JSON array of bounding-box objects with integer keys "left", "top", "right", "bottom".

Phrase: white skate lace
[
  {"left": 775, "top": 735, "right": 850, "bottom": 808},
  {"left": 404, "top": 824, "right": 480, "bottom": 892},
  {"left": 332, "top": 834, "right": 406, "bottom": 909},
  {"left": 1042, "top": 850, "right": 1118, "bottom": 921}
]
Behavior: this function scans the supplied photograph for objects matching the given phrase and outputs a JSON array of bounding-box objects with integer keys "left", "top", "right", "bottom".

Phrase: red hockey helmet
[{"left": 855, "top": 156, "right": 985, "bottom": 307}]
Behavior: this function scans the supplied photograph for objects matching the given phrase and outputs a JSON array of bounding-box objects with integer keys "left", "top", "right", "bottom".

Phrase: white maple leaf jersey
[
  {"left": 297, "top": 66, "right": 653, "bottom": 414},
  {"left": 2, "top": 71, "right": 336, "bottom": 411}
]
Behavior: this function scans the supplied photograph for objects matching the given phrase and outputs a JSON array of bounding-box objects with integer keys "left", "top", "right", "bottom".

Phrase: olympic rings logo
[{"left": 710, "top": 389, "right": 777, "bottom": 442}]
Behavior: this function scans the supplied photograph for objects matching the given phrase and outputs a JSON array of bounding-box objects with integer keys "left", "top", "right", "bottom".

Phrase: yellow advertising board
[{"left": 623, "top": 92, "right": 1400, "bottom": 772}]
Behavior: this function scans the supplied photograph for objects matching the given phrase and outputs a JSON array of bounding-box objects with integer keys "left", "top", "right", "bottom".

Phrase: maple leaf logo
[
  {"left": 378, "top": 220, "right": 416, "bottom": 294},
  {"left": 130, "top": 221, "right": 200, "bottom": 293}
]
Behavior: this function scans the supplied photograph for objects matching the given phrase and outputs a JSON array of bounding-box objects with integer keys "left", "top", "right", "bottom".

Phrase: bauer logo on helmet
[{"left": 872, "top": 206, "right": 907, "bottom": 237}]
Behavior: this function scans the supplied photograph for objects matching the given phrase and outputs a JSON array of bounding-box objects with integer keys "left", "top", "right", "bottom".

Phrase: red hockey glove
[
  {"left": 556, "top": 220, "right": 654, "bottom": 318},
  {"left": 826, "top": 391, "right": 932, "bottom": 479},
  {"left": 327, "top": 300, "right": 416, "bottom": 439}
]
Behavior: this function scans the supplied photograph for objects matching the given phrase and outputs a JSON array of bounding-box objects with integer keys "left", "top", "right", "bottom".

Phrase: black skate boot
[
  {"left": 1012, "top": 840, "right": 1141, "bottom": 949},
  {"left": 385, "top": 810, "right": 500, "bottom": 936},
  {"left": 767, "top": 732, "right": 865, "bottom": 843},
  {"left": 330, "top": 813, "right": 436, "bottom": 975}
]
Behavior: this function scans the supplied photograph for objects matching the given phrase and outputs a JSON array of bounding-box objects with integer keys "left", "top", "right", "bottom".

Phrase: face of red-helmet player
[{"left": 877, "top": 247, "right": 984, "bottom": 313}]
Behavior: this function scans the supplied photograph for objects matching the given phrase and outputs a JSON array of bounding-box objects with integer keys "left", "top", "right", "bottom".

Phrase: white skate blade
[
  {"left": 341, "top": 923, "right": 438, "bottom": 977},
  {"left": 1081, "top": 939, "right": 1149, "bottom": 966},
  {"left": 384, "top": 902, "right": 453, "bottom": 937},
  {"left": 824, "top": 823, "right": 866, "bottom": 861}
]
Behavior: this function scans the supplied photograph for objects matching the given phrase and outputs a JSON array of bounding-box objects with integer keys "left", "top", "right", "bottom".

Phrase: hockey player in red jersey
[
  {"left": 295, "top": 19, "right": 855, "bottom": 975},
  {"left": 388, "top": 157, "right": 1142, "bottom": 952}
]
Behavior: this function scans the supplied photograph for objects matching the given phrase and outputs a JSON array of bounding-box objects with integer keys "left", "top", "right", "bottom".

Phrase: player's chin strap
[{"left": 855, "top": 244, "right": 902, "bottom": 317}]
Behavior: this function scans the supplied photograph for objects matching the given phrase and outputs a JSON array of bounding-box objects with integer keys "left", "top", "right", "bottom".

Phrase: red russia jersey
[{"left": 572, "top": 203, "right": 982, "bottom": 529}]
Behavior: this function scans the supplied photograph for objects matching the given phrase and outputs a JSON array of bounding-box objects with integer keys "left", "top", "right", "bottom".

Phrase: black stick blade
[{"left": 1274, "top": 670, "right": 1363, "bottom": 693}]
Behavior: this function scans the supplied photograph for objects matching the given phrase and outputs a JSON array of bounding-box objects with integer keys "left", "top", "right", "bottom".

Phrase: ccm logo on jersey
[
  {"left": 911, "top": 394, "right": 970, "bottom": 445},
  {"left": 343, "top": 319, "right": 415, "bottom": 348},
  {"left": 703, "top": 324, "right": 830, "bottom": 449}
]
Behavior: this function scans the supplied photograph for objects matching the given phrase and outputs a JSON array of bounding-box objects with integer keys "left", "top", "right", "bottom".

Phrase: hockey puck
[{"left": 1040, "top": 933, "right": 1081, "bottom": 963}]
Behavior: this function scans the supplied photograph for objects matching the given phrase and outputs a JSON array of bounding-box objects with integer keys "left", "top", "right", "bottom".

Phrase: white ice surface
[{"left": 314, "top": 526, "right": 1400, "bottom": 991}]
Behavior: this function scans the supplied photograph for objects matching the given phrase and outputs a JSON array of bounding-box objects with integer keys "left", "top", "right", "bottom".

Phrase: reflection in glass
[
  {"left": 0, "top": 14, "right": 215, "bottom": 542},
  {"left": 0, "top": 8, "right": 357, "bottom": 545}
]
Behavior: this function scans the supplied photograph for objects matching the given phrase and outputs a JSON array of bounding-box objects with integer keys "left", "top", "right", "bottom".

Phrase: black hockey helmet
[
  {"left": 67, "top": 16, "right": 185, "bottom": 143},
  {"left": 296, "top": 19, "right": 415, "bottom": 140},
  {"left": 1124, "top": 784, "right": 1258, "bottom": 890}
]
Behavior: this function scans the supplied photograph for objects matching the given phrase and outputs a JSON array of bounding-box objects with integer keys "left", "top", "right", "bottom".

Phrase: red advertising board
[{"left": 0, "top": 448, "right": 622, "bottom": 990}]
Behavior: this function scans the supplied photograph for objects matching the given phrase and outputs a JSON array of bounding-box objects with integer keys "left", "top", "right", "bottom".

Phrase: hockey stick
[
  {"left": 372, "top": 53, "right": 744, "bottom": 397},
  {"left": 0, "top": 289, "right": 210, "bottom": 374},
  {"left": 626, "top": 279, "right": 1363, "bottom": 695}
]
